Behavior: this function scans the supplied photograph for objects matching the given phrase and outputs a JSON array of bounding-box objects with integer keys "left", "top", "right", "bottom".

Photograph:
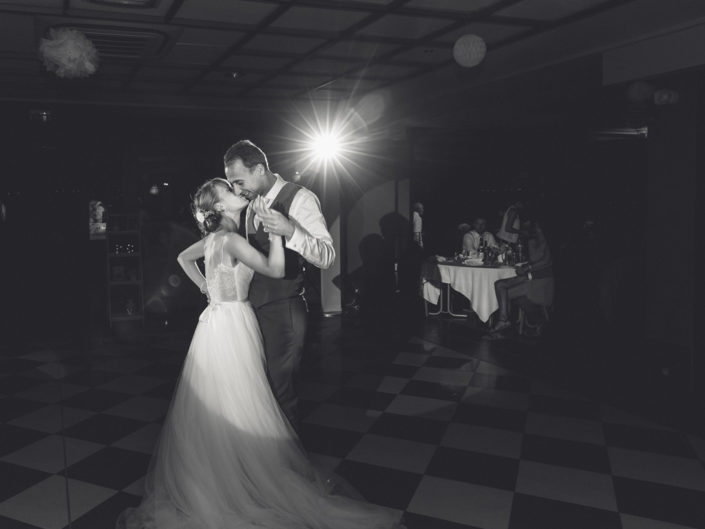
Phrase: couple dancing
[{"left": 118, "top": 140, "right": 401, "bottom": 529}]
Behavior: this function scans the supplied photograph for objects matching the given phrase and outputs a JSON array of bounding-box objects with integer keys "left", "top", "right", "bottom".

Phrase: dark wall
[
  {"left": 409, "top": 126, "right": 647, "bottom": 259},
  {"left": 0, "top": 104, "right": 255, "bottom": 345},
  {"left": 645, "top": 78, "right": 698, "bottom": 392}
]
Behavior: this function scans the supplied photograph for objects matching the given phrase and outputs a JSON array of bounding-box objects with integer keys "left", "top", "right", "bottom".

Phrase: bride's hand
[{"left": 251, "top": 196, "right": 268, "bottom": 230}]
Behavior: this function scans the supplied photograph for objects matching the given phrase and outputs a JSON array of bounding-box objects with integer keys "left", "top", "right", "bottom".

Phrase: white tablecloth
[{"left": 422, "top": 263, "right": 517, "bottom": 322}]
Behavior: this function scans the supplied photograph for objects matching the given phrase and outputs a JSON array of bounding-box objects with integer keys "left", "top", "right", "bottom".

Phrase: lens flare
[
  {"left": 283, "top": 100, "right": 373, "bottom": 180},
  {"left": 269, "top": 85, "right": 396, "bottom": 186},
  {"left": 311, "top": 132, "right": 341, "bottom": 161}
]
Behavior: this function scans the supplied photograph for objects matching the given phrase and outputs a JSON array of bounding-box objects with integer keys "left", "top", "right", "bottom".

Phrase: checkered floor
[{"left": 1, "top": 319, "right": 705, "bottom": 529}]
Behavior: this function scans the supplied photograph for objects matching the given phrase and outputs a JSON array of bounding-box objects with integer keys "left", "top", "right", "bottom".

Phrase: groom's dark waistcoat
[{"left": 248, "top": 182, "right": 304, "bottom": 309}]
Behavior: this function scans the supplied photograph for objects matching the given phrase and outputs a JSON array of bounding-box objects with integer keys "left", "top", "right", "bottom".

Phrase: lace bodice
[{"left": 204, "top": 233, "right": 253, "bottom": 303}]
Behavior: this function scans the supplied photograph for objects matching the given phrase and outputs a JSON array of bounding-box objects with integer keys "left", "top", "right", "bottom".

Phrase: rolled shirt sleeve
[
  {"left": 484, "top": 232, "right": 498, "bottom": 248},
  {"left": 462, "top": 233, "right": 475, "bottom": 253},
  {"left": 286, "top": 189, "right": 335, "bottom": 269}
]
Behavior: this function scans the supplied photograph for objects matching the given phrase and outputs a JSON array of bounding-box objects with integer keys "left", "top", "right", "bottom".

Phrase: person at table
[
  {"left": 489, "top": 214, "right": 553, "bottom": 334},
  {"left": 463, "top": 217, "right": 498, "bottom": 255},
  {"left": 496, "top": 198, "right": 524, "bottom": 245},
  {"left": 412, "top": 202, "right": 424, "bottom": 249},
  {"left": 457, "top": 222, "right": 471, "bottom": 253}
]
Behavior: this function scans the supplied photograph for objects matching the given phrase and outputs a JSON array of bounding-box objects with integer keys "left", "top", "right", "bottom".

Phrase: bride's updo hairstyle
[{"left": 192, "top": 178, "right": 233, "bottom": 235}]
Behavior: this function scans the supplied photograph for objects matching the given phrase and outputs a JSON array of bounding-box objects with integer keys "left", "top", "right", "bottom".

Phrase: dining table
[{"left": 422, "top": 259, "right": 518, "bottom": 322}]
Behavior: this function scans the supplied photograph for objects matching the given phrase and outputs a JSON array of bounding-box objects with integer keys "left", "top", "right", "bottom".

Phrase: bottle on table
[
  {"left": 481, "top": 239, "right": 490, "bottom": 264},
  {"left": 505, "top": 246, "right": 513, "bottom": 265}
]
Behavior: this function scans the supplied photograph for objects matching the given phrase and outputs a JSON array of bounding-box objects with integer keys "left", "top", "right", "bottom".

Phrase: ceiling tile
[
  {"left": 357, "top": 14, "right": 452, "bottom": 39},
  {"left": 248, "top": 87, "right": 297, "bottom": 99},
  {"left": 434, "top": 22, "right": 528, "bottom": 44},
  {"left": 324, "top": 77, "right": 380, "bottom": 92},
  {"left": 90, "top": 79, "right": 124, "bottom": 91},
  {"left": 95, "top": 62, "right": 134, "bottom": 77},
  {"left": 318, "top": 40, "right": 398, "bottom": 59},
  {"left": 0, "top": 57, "right": 41, "bottom": 74},
  {"left": 270, "top": 6, "right": 370, "bottom": 32},
  {"left": 203, "top": 70, "right": 267, "bottom": 84},
  {"left": 222, "top": 54, "right": 292, "bottom": 71},
  {"left": 179, "top": 28, "right": 246, "bottom": 47},
  {"left": 133, "top": 67, "right": 201, "bottom": 82},
  {"left": 266, "top": 74, "right": 331, "bottom": 89},
  {"left": 306, "top": 89, "right": 346, "bottom": 100},
  {"left": 296, "top": 57, "right": 356, "bottom": 75},
  {"left": 495, "top": 0, "right": 612, "bottom": 21},
  {"left": 406, "top": 0, "right": 503, "bottom": 13},
  {"left": 0, "top": 74, "right": 48, "bottom": 94},
  {"left": 0, "top": 14, "right": 36, "bottom": 52},
  {"left": 162, "top": 43, "right": 226, "bottom": 65},
  {"left": 0, "top": 0, "right": 62, "bottom": 9},
  {"left": 244, "top": 34, "right": 326, "bottom": 55},
  {"left": 68, "top": 0, "right": 171, "bottom": 17},
  {"left": 325, "top": 0, "right": 393, "bottom": 4},
  {"left": 129, "top": 80, "right": 176, "bottom": 92},
  {"left": 357, "top": 63, "right": 419, "bottom": 78},
  {"left": 190, "top": 82, "right": 240, "bottom": 95},
  {"left": 174, "top": 0, "right": 279, "bottom": 25},
  {"left": 390, "top": 46, "right": 450, "bottom": 64}
]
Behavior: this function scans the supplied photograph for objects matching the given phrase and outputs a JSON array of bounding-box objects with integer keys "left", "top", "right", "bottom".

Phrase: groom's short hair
[{"left": 224, "top": 139, "right": 270, "bottom": 172}]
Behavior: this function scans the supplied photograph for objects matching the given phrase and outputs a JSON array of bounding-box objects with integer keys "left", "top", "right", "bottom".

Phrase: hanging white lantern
[
  {"left": 39, "top": 27, "right": 99, "bottom": 79},
  {"left": 453, "top": 34, "right": 487, "bottom": 68}
]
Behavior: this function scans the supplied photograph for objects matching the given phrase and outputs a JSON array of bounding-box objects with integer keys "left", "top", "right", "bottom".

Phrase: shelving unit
[{"left": 106, "top": 213, "right": 144, "bottom": 328}]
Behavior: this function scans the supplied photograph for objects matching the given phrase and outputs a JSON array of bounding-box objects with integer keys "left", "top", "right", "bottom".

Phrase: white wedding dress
[{"left": 118, "top": 233, "right": 401, "bottom": 529}]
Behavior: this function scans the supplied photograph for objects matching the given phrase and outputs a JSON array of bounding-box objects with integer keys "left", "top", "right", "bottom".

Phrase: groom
[{"left": 224, "top": 140, "right": 335, "bottom": 427}]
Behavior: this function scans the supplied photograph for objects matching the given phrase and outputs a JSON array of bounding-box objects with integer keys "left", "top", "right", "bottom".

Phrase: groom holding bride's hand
[{"left": 224, "top": 139, "right": 335, "bottom": 427}]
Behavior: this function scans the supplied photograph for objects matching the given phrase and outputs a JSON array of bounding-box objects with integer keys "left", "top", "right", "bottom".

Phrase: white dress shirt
[
  {"left": 497, "top": 206, "right": 520, "bottom": 244},
  {"left": 247, "top": 174, "right": 335, "bottom": 270},
  {"left": 462, "top": 230, "right": 497, "bottom": 253}
]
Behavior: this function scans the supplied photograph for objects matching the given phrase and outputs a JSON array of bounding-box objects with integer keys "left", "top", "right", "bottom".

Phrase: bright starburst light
[
  {"left": 311, "top": 132, "right": 342, "bottom": 161},
  {"left": 281, "top": 96, "right": 385, "bottom": 181}
]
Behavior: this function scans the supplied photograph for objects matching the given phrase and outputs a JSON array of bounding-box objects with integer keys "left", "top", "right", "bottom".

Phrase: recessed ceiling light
[{"left": 29, "top": 109, "right": 52, "bottom": 122}]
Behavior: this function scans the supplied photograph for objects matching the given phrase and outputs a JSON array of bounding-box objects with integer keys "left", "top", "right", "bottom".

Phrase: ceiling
[{"left": 1, "top": 0, "right": 704, "bottom": 127}]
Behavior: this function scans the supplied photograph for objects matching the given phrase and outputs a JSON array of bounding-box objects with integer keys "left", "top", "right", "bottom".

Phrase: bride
[{"left": 118, "top": 178, "right": 401, "bottom": 529}]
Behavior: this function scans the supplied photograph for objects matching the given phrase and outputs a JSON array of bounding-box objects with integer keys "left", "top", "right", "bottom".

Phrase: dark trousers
[{"left": 253, "top": 295, "right": 307, "bottom": 427}]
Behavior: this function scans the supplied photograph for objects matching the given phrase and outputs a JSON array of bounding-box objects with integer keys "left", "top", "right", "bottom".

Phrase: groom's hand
[{"left": 259, "top": 208, "right": 295, "bottom": 239}]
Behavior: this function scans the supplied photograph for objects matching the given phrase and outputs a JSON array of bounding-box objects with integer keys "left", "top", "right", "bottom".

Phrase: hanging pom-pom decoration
[
  {"left": 453, "top": 34, "right": 487, "bottom": 68},
  {"left": 39, "top": 27, "right": 99, "bottom": 79}
]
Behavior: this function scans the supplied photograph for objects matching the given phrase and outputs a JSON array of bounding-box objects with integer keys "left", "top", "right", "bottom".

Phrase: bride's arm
[
  {"left": 177, "top": 239, "right": 208, "bottom": 294},
  {"left": 223, "top": 232, "right": 284, "bottom": 278}
]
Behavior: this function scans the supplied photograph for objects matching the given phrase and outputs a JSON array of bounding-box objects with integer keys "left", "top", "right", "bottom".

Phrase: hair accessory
[{"left": 213, "top": 177, "right": 233, "bottom": 189}]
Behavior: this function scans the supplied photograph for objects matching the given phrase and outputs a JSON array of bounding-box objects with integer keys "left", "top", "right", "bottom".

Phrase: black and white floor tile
[{"left": 1, "top": 321, "right": 704, "bottom": 529}]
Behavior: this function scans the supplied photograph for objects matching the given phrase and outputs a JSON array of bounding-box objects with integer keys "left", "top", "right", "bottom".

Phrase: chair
[{"left": 517, "top": 301, "right": 551, "bottom": 337}]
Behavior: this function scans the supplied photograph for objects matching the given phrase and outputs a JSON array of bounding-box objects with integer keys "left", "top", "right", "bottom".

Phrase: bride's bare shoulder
[{"left": 223, "top": 231, "right": 246, "bottom": 245}]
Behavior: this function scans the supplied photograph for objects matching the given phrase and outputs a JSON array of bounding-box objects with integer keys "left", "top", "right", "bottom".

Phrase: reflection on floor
[{"left": 1, "top": 316, "right": 704, "bottom": 529}]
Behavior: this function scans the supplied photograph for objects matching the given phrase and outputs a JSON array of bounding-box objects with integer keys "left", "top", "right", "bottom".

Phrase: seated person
[
  {"left": 462, "top": 217, "right": 498, "bottom": 255},
  {"left": 490, "top": 215, "right": 553, "bottom": 333},
  {"left": 412, "top": 202, "right": 424, "bottom": 249},
  {"left": 457, "top": 222, "right": 471, "bottom": 252}
]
